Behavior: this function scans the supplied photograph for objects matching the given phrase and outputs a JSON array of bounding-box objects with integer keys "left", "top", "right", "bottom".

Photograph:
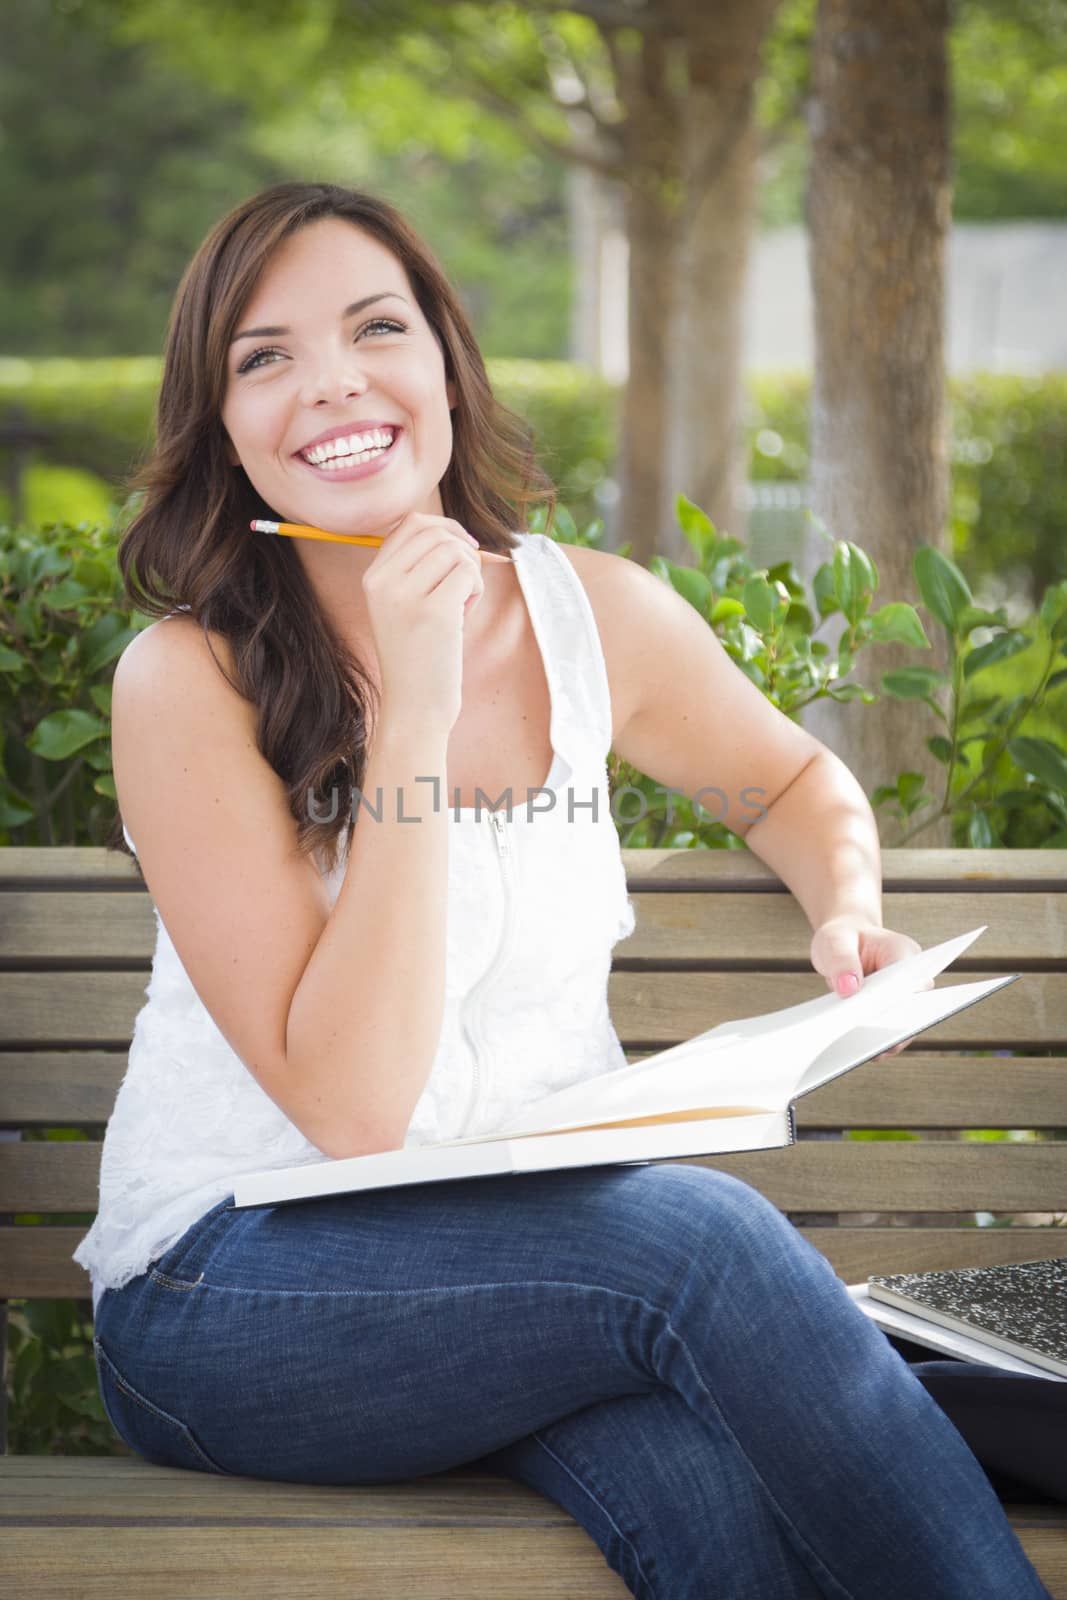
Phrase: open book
[{"left": 231, "top": 927, "right": 1017, "bottom": 1210}]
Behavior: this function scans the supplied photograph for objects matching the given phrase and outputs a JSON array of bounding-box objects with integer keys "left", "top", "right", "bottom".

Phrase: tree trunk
[
  {"left": 800, "top": 0, "right": 954, "bottom": 847},
  {"left": 666, "top": 0, "right": 782, "bottom": 555},
  {"left": 611, "top": 24, "right": 684, "bottom": 568}
]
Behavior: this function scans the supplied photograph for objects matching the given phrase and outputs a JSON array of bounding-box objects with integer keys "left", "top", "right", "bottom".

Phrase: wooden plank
[
  {"left": 3, "top": 970, "right": 1064, "bottom": 1049},
  {"left": 607, "top": 971, "right": 1067, "bottom": 1050},
  {"left": 0, "top": 1525, "right": 628, "bottom": 1598},
  {"left": 803, "top": 1226, "right": 1067, "bottom": 1280},
  {"left": 675, "top": 1142, "right": 1067, "bottom": 1213},
  {"left": 0, "top": 1458, "right": 1061, "bottom": 1599},
  {"left": 0, "top": 1051, "right": 128, "bottom": 1124},
  {"left": 795, "top": 1055, "right": 1067, "bottom": 1129},
  {"left": 1, "top": 845, "right": 1064, "bottom": 889},
  {"left": 0, "top": 893, "right": 156, "bottom": 961},
  {"left": 613, "top": 891, "right": 1066, "bottom": 964},
  {"left": 4, "top": 1052, "right": 1066, "bottom": 1131},
  {"left": 6, "top": 888, "right": 1064, "bottom": 966},
  {"left": 617, "top": 848, "right": 1066, "bottom": 891},
  {"left": 0, "top": 849, "right": 142, "bottom": 885},
  {"left": 3, "top": 1128, "right": 1066, "bottom": 1219},
  {"left": 4, "top": 1221, "right": 1067, "bottom": 1303}
]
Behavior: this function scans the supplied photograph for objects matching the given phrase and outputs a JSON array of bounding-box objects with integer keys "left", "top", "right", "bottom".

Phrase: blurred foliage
[
  {"left": 597, "top": 494, "right": 1067, "bottom": 850},
  {"left": 3, "top": 0, "right": 575, "bottom": 360},
  {"left": 757, "top": 0, "right": 1067, "bottom": 223},
  {"left": 0, "top": 0, "right": 290, "bottom": 355},
  {"left": 4, "top": 0, "right": 1067, "bottom": 367},
  {"left": 950, "top": 0, "right": 1067, "bottom": 219}
]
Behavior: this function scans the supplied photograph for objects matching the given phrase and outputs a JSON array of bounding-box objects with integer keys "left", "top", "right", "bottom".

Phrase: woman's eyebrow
[{"left": 230, "top": 292, "right": 410, "bottom": 344}]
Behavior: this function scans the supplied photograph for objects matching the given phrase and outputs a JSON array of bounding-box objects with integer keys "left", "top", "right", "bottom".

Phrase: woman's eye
[{"left": 236, "top": 318, "right": 408, "bottom": 375}]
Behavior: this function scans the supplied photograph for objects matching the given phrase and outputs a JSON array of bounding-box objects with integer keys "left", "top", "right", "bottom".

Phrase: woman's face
[{"left": 220, "top": 216, "right": 457, "bottom": 539}]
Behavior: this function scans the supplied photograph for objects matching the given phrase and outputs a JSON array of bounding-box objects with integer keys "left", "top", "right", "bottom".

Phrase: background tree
[{"left": 799, "top": 0, "right": 953, "bottom": 843}]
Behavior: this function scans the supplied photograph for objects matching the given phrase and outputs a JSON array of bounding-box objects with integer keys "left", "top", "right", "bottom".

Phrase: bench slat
[
  {"left": 0, "top": 1457, "right": 1062, "bottom": 1600},
  {"left": 3, "top": 845, "right": 1061, "bottom": 886},
  {"left": 1, "top": 1139, "right": 1063, "bottom": 1227},
  {"left": 4, "top": 1051, "right": 1065, "bottom": 1129},
  {"left": 618, "top": 848, "right": 1067, "bottom": 891},
  {"left": 4, "top": 888, "right": 1065, "bottom": 963},
  {"left": 3, "top": 970, "right": 1064, "bottom": 1048}
]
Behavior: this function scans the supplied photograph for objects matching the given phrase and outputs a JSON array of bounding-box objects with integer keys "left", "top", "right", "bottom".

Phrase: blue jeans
[{"left": 93, "top": 1163, "right": 1052, "bottom": 1599}]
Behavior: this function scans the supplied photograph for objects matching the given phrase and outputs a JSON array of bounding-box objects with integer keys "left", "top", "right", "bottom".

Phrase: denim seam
[
  {"left": 661, "top": 1311, "right": 858, "bottom": 1600},
  {"left": 529, "top": 1428, "right": 657, "bottom": 1600},
  {"left": 169, "top": 1278, "right": 689, "bottom": 1301},
  {"left": 150, "top": 1269, "right": 205, "bottom": 1291},
  {"left": 94, "top": 1340, "right": 227, "bottom": 1476}
]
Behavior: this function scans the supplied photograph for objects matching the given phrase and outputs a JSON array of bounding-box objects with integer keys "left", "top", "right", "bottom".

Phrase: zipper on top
[{"left": 457, "top": 809, "right": 517, "bottom": 1136}]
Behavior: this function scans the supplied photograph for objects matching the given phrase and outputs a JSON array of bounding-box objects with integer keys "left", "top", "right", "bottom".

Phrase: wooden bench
[{"left": 1, "top": 844, "right": 1065, "bottom": 1597}]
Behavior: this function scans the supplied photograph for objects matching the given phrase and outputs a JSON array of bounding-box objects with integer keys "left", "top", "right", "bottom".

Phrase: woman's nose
[{"left": 299, "top": 350, "right": 372, "bottom": 407}]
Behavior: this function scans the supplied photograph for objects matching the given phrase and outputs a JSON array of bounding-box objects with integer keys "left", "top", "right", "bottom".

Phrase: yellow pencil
[{"left": 250, "top": 519, "right": 511, "bottom": 560}]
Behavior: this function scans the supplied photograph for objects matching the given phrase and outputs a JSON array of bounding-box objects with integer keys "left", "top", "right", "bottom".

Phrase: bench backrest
[{"left": 2, "top": 845, "right": 1065, "bottom": 1440}]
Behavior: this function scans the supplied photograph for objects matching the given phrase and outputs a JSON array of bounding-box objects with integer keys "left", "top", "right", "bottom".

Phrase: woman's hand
[{"left": 809, "top": 916, "right": 934, "bottom": 1060}]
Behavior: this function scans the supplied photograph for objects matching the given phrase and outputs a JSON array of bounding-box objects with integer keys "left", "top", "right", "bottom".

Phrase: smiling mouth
[{"left": 297, "top": 428, "right": 401, "bottom": 471}]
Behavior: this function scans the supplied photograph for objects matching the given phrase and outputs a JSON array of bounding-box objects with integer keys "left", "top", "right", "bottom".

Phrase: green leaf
[
  {"left": 832, "top": 543, "right": 876, "bottom": 624},
  {"left": 914, "top": 545, "right": 973, "bottom": 630},
  {"left": 1007, "top": 738, "right": 1067, "bottom": 794},
  {"left": 962, "top": 630, "right": 1032, "bottom": 678},
  {"left": 898, "top": 771, "right": 929, "bottom": 805},
  {"left": 663, "top": 562, "right": 713, "bottom": 616},
  {"left": 826, "top": 682, "right": 877, "bottom": 703},
  {"left": 0, "top": 793, "right": 36, "bottom": 827},
  {"left": 742, "top": 574, "right": 787, "bottom": 633},
  {"left": 867, "top": 603, "right": 930, "bottom": 648},
  {"left": 968, "top": 811, "right": 995, "bottom": 848},
  {"left": 765, "top": 560, "right": 805, "bottom": 597},
  {"left": 881, "top": 667, "right": 950, "bottom": 699},
  {"left": 40, "top": 578, "right": 91, "bottom": 611},
  {"left": 675, "top": 494, "right": 717, "bottom": 561},
  {"left": 956, "top": 604, "right": 1010, "bottom": 637},
  {"left": 1038, "top": 580, "right": 1067, "bottom": 640},
  {"left": 709, "top": 596, "right": 745, "bottom": 624},
  {"left": 26, "top": 708, "right": 107, "bottom": 761},
  {"left": 812, "top": 564, "right": 838, "bottom": 617},
  {"left": 958, "top": 695, "right": 1001, "bottom": 724},
  {"left": 927, "top": 736, "right": 953, "bottom": 765}
]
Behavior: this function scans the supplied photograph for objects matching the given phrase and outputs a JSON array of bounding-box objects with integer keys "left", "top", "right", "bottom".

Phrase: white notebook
[{"left": 230, "top": 927, "right": 1016, "bottom": 1209}]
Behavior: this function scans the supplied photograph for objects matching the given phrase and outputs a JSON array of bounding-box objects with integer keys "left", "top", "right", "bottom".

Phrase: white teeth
[
  {"left": 313, "top": 444, "right": 391, "bottom": 471},
  {"left": 301, "top": 427, "right": 396, "bottom": 465}
]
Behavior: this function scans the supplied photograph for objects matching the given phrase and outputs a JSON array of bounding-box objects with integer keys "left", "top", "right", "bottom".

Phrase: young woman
[{"left": 73, "top": 181, "right": 1051, "bottom": 1599}]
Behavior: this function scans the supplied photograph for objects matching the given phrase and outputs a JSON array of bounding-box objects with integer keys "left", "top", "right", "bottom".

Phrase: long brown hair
[{"left": 108, "top": 180, "right": 557, "bottom": 875}]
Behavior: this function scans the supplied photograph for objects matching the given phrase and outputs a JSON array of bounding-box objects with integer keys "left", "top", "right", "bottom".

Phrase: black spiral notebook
[{"left": 866, "top": 1258, "right": 1067, "bottom": 1380}]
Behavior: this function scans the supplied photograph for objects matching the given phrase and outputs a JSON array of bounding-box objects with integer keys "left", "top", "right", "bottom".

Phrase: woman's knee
[{"left": 621, "top": 1162, "right": 794, "bottom": 1260}]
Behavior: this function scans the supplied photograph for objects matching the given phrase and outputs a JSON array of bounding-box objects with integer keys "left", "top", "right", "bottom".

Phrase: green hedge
[{"left": 1, "top": 360, "right": 1064, "bottom": 602}]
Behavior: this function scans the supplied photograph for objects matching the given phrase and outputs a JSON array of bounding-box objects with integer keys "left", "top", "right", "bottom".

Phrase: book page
[
  {"left": 791, "top": 976, "right": 1019, "bottom": 1099},
  {"left": 468, "top": 929, "right": 996, "bottom": 1141}
]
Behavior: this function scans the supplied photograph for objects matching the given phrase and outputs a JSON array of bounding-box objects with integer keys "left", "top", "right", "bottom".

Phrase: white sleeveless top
[{"left": 72, "top": 532, "right": 636, "bottom": 1316}]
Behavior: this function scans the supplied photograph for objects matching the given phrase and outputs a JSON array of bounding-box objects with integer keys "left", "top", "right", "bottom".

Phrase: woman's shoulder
[{"left": 115, "top": 613, "right": 243, "bottom": 712}]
